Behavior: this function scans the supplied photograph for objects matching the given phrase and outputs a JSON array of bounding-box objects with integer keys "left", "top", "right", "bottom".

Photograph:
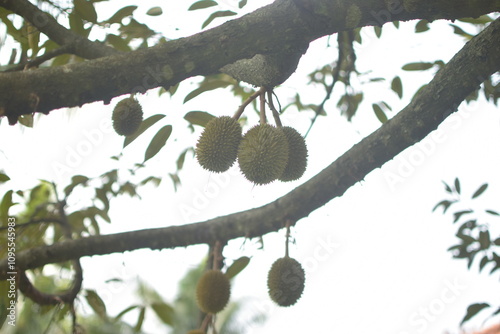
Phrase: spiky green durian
[
  {"left": 196, "top": 270, "right": 231, "bottom": 314},
  {"left": 267, "top": 256, "right": 305, "bottom": 307},
  {"left": 112, "top": 97, "right": 143, "bottom": 136},
  {"left": 237, "top": 124, "right": 289, "bottom": 185},
  {"left": 196, "top": 116, "right": 242, "bottom": 173},
  {"left": 279, "top": 126, "right": 308, "bottom": 182}
]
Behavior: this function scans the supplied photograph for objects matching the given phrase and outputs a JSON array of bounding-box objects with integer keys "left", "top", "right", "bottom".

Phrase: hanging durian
[{"left": 196, "top": 116, "right": 242, "bottom": 173}]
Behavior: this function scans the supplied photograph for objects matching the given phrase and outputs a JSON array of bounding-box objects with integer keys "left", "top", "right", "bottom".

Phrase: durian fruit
[
  {"left": 196, "top": 116, "right": 242, "bottom": 173},
  {"left": 279, "top": 126, "right": 308, "bottom": 182},
  {"left": 196, "top": 269, "right": 231, "bottom": 314},
  {"left": 112, "top": 97, "right": 143, "bottom": 136},
  {"left": 238, "top": 124, "right": 289, "bottom": 185},
  {"left": 267, "top": 256, "right": 305, "bottom": 307}
]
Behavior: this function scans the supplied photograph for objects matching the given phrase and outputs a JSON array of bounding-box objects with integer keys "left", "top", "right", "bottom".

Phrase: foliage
[{"left": 434, "top": 178, "right": 500, "bottom": 325}]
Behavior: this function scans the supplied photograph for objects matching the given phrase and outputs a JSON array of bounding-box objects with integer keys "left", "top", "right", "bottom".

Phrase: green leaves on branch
[{"left": 434, "top": 177, "right": 499, "bottom": 324}]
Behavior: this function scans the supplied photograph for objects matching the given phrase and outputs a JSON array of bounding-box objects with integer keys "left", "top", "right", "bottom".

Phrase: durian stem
[
  {"left": 233, "top": 87, "right": 264, "bottom": 120},
  {"left": 267, "top": 89, "right": 282, "bottom": 127},
  {"left": 259, "top": 89, "right": 267, "bottom": 124},
  {"left": 212, "top": 241, "right": 222, "bottom": 270},
  {"left": 285, "top": 220, "right": 291, "bottom": 258},
  {"left": 201, "top": 314, "right": 212, "bottom": 332}
]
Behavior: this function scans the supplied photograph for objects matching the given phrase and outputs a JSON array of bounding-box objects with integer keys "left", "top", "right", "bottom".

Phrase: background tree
[{"left": 0, "top": 0, "right": 499, "bottom": 332}]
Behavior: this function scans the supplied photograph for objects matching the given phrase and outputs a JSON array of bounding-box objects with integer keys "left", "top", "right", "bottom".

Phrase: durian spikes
[
  {"left": 196, "top": 116, "right": 242, "bottom": 173},
  {"left": 112, "top": 97, "right": 143, "bottom": 136},
  {"left": 195, "top": 269, "right": 231, "bottom": 314},
  {"left": 237, "top": 124, "right": 289, "bottom": 185},
  {"left": 279, "top": 126, "right": 308, "bottom": 182},
  {"left": 267, "top": 256, "right": 305, "bottom": 307}
]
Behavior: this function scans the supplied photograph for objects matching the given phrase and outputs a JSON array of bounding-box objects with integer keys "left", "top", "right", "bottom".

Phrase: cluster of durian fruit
[
  {"left": 196, "top": 116, "right": 308, "bottom": 185},
  {"left": 188, "top": 249, "right": 305, "bottom": 333}
]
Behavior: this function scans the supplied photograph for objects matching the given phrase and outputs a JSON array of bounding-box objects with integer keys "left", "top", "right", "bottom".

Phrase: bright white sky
[{"left": 0, "top": 1, "right": 499, "bottom": 333}]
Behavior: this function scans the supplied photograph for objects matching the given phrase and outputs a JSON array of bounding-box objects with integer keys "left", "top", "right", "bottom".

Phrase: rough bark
[
  {"left": 1, "top": 15, "right": 499, "bottom": 280},
  {"left": 0, "top": 0, "right": 498, "bottom": 124}
]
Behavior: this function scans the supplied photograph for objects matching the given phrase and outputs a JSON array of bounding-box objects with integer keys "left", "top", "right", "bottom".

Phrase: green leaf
[
  {"left": 478, "top": 230, "right": 490, "bottom": 249},
  {"left": 85, "top": 290, "right": 107, "bottom": 321},
  {"left": 460, "top": 303, "right": 490, "bottom": 325},
  {"left": 486, "top": 209, "right": 500, "bottom": 216},
  {"left": 478, "top": 255, "right": 489, "bottom": 272},
  {"left": 69, "top": 12, "right": 89, "bottom": 37},
  {"left": 494, "top": 237, "right": 500, "bottom": 246},
  {"left": 114, "top": 305, "right": 139, "bottom": 322},
  {"left": 471, "top": 183, "right": 488, "bottom": 199},
  {"left": 18, "top": 114, "right": 33, "bottom": 127},
  {"left": 105, "top": 5, "right": 137, "bottom": 24},
  {"left": 202, "top": 10, "right": 237, "bottom": 29},
  {"left": 105, "top": 34, "right": 131, "bottom": 51},
  {"left": 184, "top": 111, "right": 215, "bottom": 127},
  {"left": 225, "top": 256, "right": 250, "bottom": 279},
  {"left": 453, "top": 209, "right": 473, "bottom": 223},
  {"left": 74, "top": 0, "right": 98, "bottom": 23},
  {"left": 188, "top": 0, "right": 218, "bottom": 11},
  {"left": 373, "top": 103, "right": 388, "bottom": 123},
  {"left": 391, "top": 76, "right": 403, "bottom": 98},
  {"left": 457, "top": 15, "right": 493, "bottom": 25},
  {"left": 124, "top": 114, "right": 166, "bottom": 148},
  {"left": 0, "top": 190, "right": 14, "bottom": 225},
  {"left": 239, "top": 0, "right": 248, "bottom": 8},
  {"left": 454, "top": 177, "right": 461, "bottom": 194},
  {"left": 64, "top": 175, "right": 89, "bottom": 196},
  {"left": 449, "top": 24, "right": 474, "bottom": 39},
  {"left": 415, "top": 19, "right": 429, "bottom": 33},
  {"left": 402, "top": 62, "right": 434, "bottom": 71},
  {"left": 0, "top": 174, "right": 10, "bottom": 184},
  {"left": 151, "top": 302, "right": 175, "bottom": 326},
  {"left": 144, "top": 125, "right": 172, "bottom": 162},
  {"left": 442, "top": 181, "right": 452, "bottom": 193},
  {"left": 146, "top": 7, "right": 163, "bottom": 16},
  {"left": 134, "top": 306, "right": 146, "bottom": 332},
  {"left": 176, "top": 148, "right": 193, "bottom": 170},
  {"left": 432, "top": 200, "right": 454, "bottom": 213},
  {"left": 169, "top": 173, "right": 181, "bottom": 191},
  {"left": 184, "top": 79, "right": 232, "bottom": 103}
]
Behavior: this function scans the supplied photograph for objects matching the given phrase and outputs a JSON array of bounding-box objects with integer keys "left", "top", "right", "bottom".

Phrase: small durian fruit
[
  {"left": 267, "top": 256, "right": 305, "bottom": 307},
  {"left": 196, "top": 116, "right": 242, "bottom": 173},
  {"left": 238, "top": 124, "right": 289, "bottom": 185},
  {"left": 112, "top": 97, "right": 143, "bottom": 136},
  {"left": 279, "top": 126, "right": 308, "bottom": 182},
  {"left": 196, "top": 269, "right": 231, "bottom": 314}
]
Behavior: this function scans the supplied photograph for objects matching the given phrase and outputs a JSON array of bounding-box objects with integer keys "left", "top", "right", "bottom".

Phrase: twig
[
  {"left": 233, "top": 87, "right": 265, "bottom": 120},
  {"left": 267, "top": 89, "right": 282, "bottom": 127},
  {"left": 5, "top": 44, "right": 74, "bottom": 72}
]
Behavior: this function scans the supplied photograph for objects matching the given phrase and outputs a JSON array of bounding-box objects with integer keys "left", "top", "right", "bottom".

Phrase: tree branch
[
  {"left": 1, "top": 16, "right": 499, "bottom": 280},
  {"left": 0, "top": 0, "right": 498, "bottom": 124}
]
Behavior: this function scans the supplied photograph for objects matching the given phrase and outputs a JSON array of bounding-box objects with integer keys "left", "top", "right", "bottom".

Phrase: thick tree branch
[
  {"left": 0, "top": 0, "right": 498, "bottom": 124},
  {"left": 1, "top": 16, "right": 499, "bottom": 280}
]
